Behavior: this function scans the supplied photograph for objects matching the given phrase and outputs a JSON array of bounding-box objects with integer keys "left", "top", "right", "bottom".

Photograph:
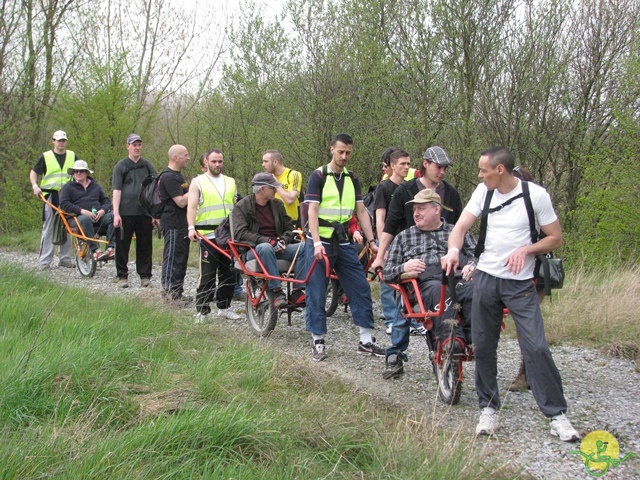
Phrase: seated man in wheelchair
[
  {"left": 381, "top": 188, "right": 477, "bottom": 379},
  {"left": 231, "top": 173, "right": 306, "bottom": 309},
  {"left": 59, "top": 160, "right": 115, "bottom": 260}
]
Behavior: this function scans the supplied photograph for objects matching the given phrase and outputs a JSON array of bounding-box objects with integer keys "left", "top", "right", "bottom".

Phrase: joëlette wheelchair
[
  {"left": 195, "top": 231, "right": 326, "bottom": 337},
  {"left": 39, "top": 194, "right": 117, "bottom": 278},
  {"left": 382, "top": 269, "right": 507, "bottom": 405}
]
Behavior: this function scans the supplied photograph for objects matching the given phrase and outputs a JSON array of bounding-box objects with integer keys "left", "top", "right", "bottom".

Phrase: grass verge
[{"left": 0, "top": 263, "right": 512, "bottom": 479}]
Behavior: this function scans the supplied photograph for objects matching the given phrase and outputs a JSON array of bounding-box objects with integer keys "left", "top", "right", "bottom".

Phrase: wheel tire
[
  {"left": 434, "top": 348, "right": 462, "bottom": 405},
  {"left": 325, "top": 279, "right": 339, "bottom": 317},
  {"left": 246, "top": 277, "right": 278, "bottom": 336},
  {"left": 75, "top": 239, "right": 96, "bottom": 278}
]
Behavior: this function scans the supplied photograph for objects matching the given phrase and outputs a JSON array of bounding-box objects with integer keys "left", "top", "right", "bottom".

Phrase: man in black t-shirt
[
  {"left": 372, "top": 149, "right": 411, "bottom": 334},
  {"left": 159, "top": 144, "right": 191, "bottom": 304}
]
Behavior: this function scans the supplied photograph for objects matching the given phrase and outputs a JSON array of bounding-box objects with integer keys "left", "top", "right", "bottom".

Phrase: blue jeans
[
  {"left": 73, "top": 213, "right": 115, "bottom": 252},
  {"left": 246, "top": 242, "right": 306, "bottom": 291},
  {"left": 380, "top": 282, "right": 398, "bottom": 326},
  {"left": 305, "top": 238, "right": 374, "bottom": 335}
]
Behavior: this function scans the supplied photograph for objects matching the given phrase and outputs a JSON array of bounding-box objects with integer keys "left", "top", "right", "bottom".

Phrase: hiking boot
[
  {"left": 194, "top": 312, "right": 209, "bottom": 324},
  {"left": 550, "top": 414, "right": 581, "bottom": 442},
  {"left": 140, "top": 278, "right": 151, "bottom": 288},
  {"left": 288, "top": 289, "right": 306, "bottom": 306},
  {"left": 59, "top": 259, "right": 75, "bottom": 268},
  {"left": 312, "top": 340, "right": 327, "bottom": 362},
  {"left": 382, "top": 354, "right": 404, "bottom": 379},
  {"left": 510, "top": 372, "right": 530, "bottom": 391},
  {"left": 168, "top": 295, "right": 193, "bottom": 307},
  {"left": 270, "top": 289, "right": 287, "bottom": 309},
  {"left": 476, "top": 407, "right": 498, "bottom": 436},
  {"left": 117, "top": 278, "right": 129, "bottom": 289},
  {"left": 40, "top": 264, "right": 51, "bottom": 271},
  {"left": 357, "top": 338, "right": 385, "bottom": 357}
]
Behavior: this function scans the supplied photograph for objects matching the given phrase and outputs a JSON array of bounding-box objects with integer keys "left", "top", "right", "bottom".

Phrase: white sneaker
[
  {"left": 385, "top": 324, "right": 393, "bottom": 335},
  {"left": 476, "top": 407, "right": 498, "bottom": 436},
  {"left": 194, "top": 312, "right": 209, "bottom": 324},
  {"left": 550, "top": 413, "right": 581, "bottom": 442},
  {"left": 218, "top": 308, "right": 242, "bottom": 320}
]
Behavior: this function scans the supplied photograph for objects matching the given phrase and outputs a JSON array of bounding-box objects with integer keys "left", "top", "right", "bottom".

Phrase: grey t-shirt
[{"left": 112, "top": 157, "right": 157, "bottom": 216}]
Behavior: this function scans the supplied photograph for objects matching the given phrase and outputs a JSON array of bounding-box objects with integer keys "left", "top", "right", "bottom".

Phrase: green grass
[{"left": 0, "top": 263, "right": 510, "bottom": 479}]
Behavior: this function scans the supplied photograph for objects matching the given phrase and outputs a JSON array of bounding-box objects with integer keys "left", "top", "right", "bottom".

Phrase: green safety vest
[
  {"left": 40, "top": 150, "right": 75, "bottom": 191},
  {"left": 195, "top": 174, "right": 236, "bottom": 231},
  {"left": 317, "top": 166, "right": 355, "bottom": 239}
]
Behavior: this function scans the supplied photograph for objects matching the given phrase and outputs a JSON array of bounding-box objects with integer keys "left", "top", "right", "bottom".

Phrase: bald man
[{"left": 159, "top": 144, "right": 192, "bottom": 305}]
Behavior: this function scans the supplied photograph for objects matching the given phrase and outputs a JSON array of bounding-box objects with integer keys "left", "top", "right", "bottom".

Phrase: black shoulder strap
[
  {"left": 473, "top": 189, "right": 494, "bottom": 259},
  {"left": 473, "top": 182, "right": 536, "bottom": 259}
]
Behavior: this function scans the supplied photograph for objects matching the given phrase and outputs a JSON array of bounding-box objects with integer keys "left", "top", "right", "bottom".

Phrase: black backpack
[{"left": 139, "top": 171, "right": 168, "bottom": 218}]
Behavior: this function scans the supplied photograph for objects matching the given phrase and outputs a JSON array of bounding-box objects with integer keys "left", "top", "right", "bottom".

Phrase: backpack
[
  {"left": 363, "top": 185, "right": 377, "bottom": 236},
  {"left": 139, "top": 171, "right": 168, "bottom": 218}
]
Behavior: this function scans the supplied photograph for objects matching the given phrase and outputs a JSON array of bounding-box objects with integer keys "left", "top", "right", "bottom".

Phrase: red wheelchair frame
[
  {"left": 383, "top": 270, "right": 507, "bottom": 405},
  {"left": 196, "top": 232, "right": 329, "bottom": 336}
]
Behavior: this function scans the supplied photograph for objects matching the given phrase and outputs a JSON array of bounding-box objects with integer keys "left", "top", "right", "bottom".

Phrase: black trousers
[
  {"left": 115, "top": 215, "right": 154, "bottom": 280},
  {"left": 195, "top": 239, "right": 235, "bottom": 313},
  {"left": 161, "top": 227, "right": 190, "bottom": 299}
]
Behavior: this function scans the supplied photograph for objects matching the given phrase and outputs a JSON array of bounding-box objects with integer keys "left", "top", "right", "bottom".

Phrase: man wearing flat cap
[
  {"left": 232, "top": 172, "right": 306, "bottom": 308},
  {"left": 111, "top": 133, "right": 157, "bottom": 288},
  {"left": 381, "top": 188, "right": 476, "bottom": 380},
  {"left": 373, "top": 145, "right": 463, "bottom": 272},
  {"left": 29, "top": 130, "right": 76, "bottom": 269},
  {"left": 60, "top": 160, "right": 115, "bottom": 260}
]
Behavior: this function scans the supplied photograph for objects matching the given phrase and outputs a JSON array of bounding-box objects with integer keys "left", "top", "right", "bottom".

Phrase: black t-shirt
[
  {"left": 373, "top": 178, "right": 401, "bottom": 211},
  {"left": 159, "top": 168, "right": 189, "bottom": 229}
]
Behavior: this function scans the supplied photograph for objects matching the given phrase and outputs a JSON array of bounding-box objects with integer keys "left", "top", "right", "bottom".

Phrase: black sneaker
[
  {"left": 269, "top": 289, "right": 287, "bottom": 309},
  {"left": 312, "top": 340, "right": 327, "bottom": 362},
  {"left": 288, "top": 289, "right": 306, "bottom": 306},
  {"left": 357, "top": 337, "right": 385, "bottom": 357},
  {"left": 382, "top": 354, "right": 404, "bottom": 379}
]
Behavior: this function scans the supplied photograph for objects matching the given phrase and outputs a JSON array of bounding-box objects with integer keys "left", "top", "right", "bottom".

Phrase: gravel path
[{"left": 2, "top": 249, "right": 639, "bottom": 479}]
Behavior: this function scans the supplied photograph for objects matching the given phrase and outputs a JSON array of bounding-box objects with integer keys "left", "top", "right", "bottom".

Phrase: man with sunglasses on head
[{"left": 29, "top": 130, "right": 76, "bottom": 269}]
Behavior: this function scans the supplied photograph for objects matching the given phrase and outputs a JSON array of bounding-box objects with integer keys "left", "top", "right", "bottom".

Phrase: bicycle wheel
[
  {"left": 246, "top": 277, "right": 278, "bottom": 336},
  {"left": 75, "top": 239, "right": 96, "bottom": 278},
  {"left": 325, "top": 278, "right": 340, "bottom": 317},
  {"left": 434, "top": 344, "right": 462, "bottom": 405}
]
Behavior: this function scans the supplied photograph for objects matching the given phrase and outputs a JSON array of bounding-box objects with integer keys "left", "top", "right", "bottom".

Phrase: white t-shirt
[{"left": 465, "top": 180, "right": 557, "bottom": 280}]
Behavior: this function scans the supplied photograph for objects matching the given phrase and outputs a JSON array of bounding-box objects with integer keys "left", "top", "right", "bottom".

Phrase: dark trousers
[
  {"left": 115, "top": 215, "right": 154, "bottom": 280},
  {"left": 195, "top": 240, "right": 235, "bottom": 313},
  {"left": 161, "top": 227, "right": 190, "bottom": 299},
  {"left": 472, "top": 270, "right": 567, "bottom": 417}
]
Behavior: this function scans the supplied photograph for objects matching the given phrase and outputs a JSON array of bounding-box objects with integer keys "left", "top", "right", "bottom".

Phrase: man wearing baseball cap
[
  {"left": 29, "top": 130, "right": 76, "bottom": 269},
  {"left": 380, "top": 188, "right": 477, "bottom": 379},
  {"left": 231, "top": 172, "right": 307, "bottom": 309},
  {"left": 111, "top": 133, "right": 157, "bottom": 288}
]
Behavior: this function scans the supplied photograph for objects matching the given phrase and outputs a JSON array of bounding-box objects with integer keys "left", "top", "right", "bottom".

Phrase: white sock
[
  {"left": 359, "top": 327, "right": 373, "bottom": 344},
  {"left": 312, "top": 334, "right": 324, "bottom": 343}
]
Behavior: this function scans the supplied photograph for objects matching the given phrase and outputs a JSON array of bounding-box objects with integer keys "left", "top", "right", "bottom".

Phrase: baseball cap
[
  {"left": 52, "top": 130, "right": 67, "bottom": 141},
  {"left": 252, "top": 172, "right": 282, "bottom": 188},
  {"left": 67, "top": 160, "right": 94, "bottom": 175},
  {"left": 422, "top": 146, "right": 453, "bottom": 166},
  {"left": 127, "top": 133, "right": 142, "bottom": 144},
  {"left": 406, "top": 188, "right": 453, "bottom": 211}
]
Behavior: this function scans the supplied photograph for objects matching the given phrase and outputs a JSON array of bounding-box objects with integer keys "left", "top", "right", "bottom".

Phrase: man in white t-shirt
[{"left": 441, "top": 146, "right": 581, "bottom": 443}]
